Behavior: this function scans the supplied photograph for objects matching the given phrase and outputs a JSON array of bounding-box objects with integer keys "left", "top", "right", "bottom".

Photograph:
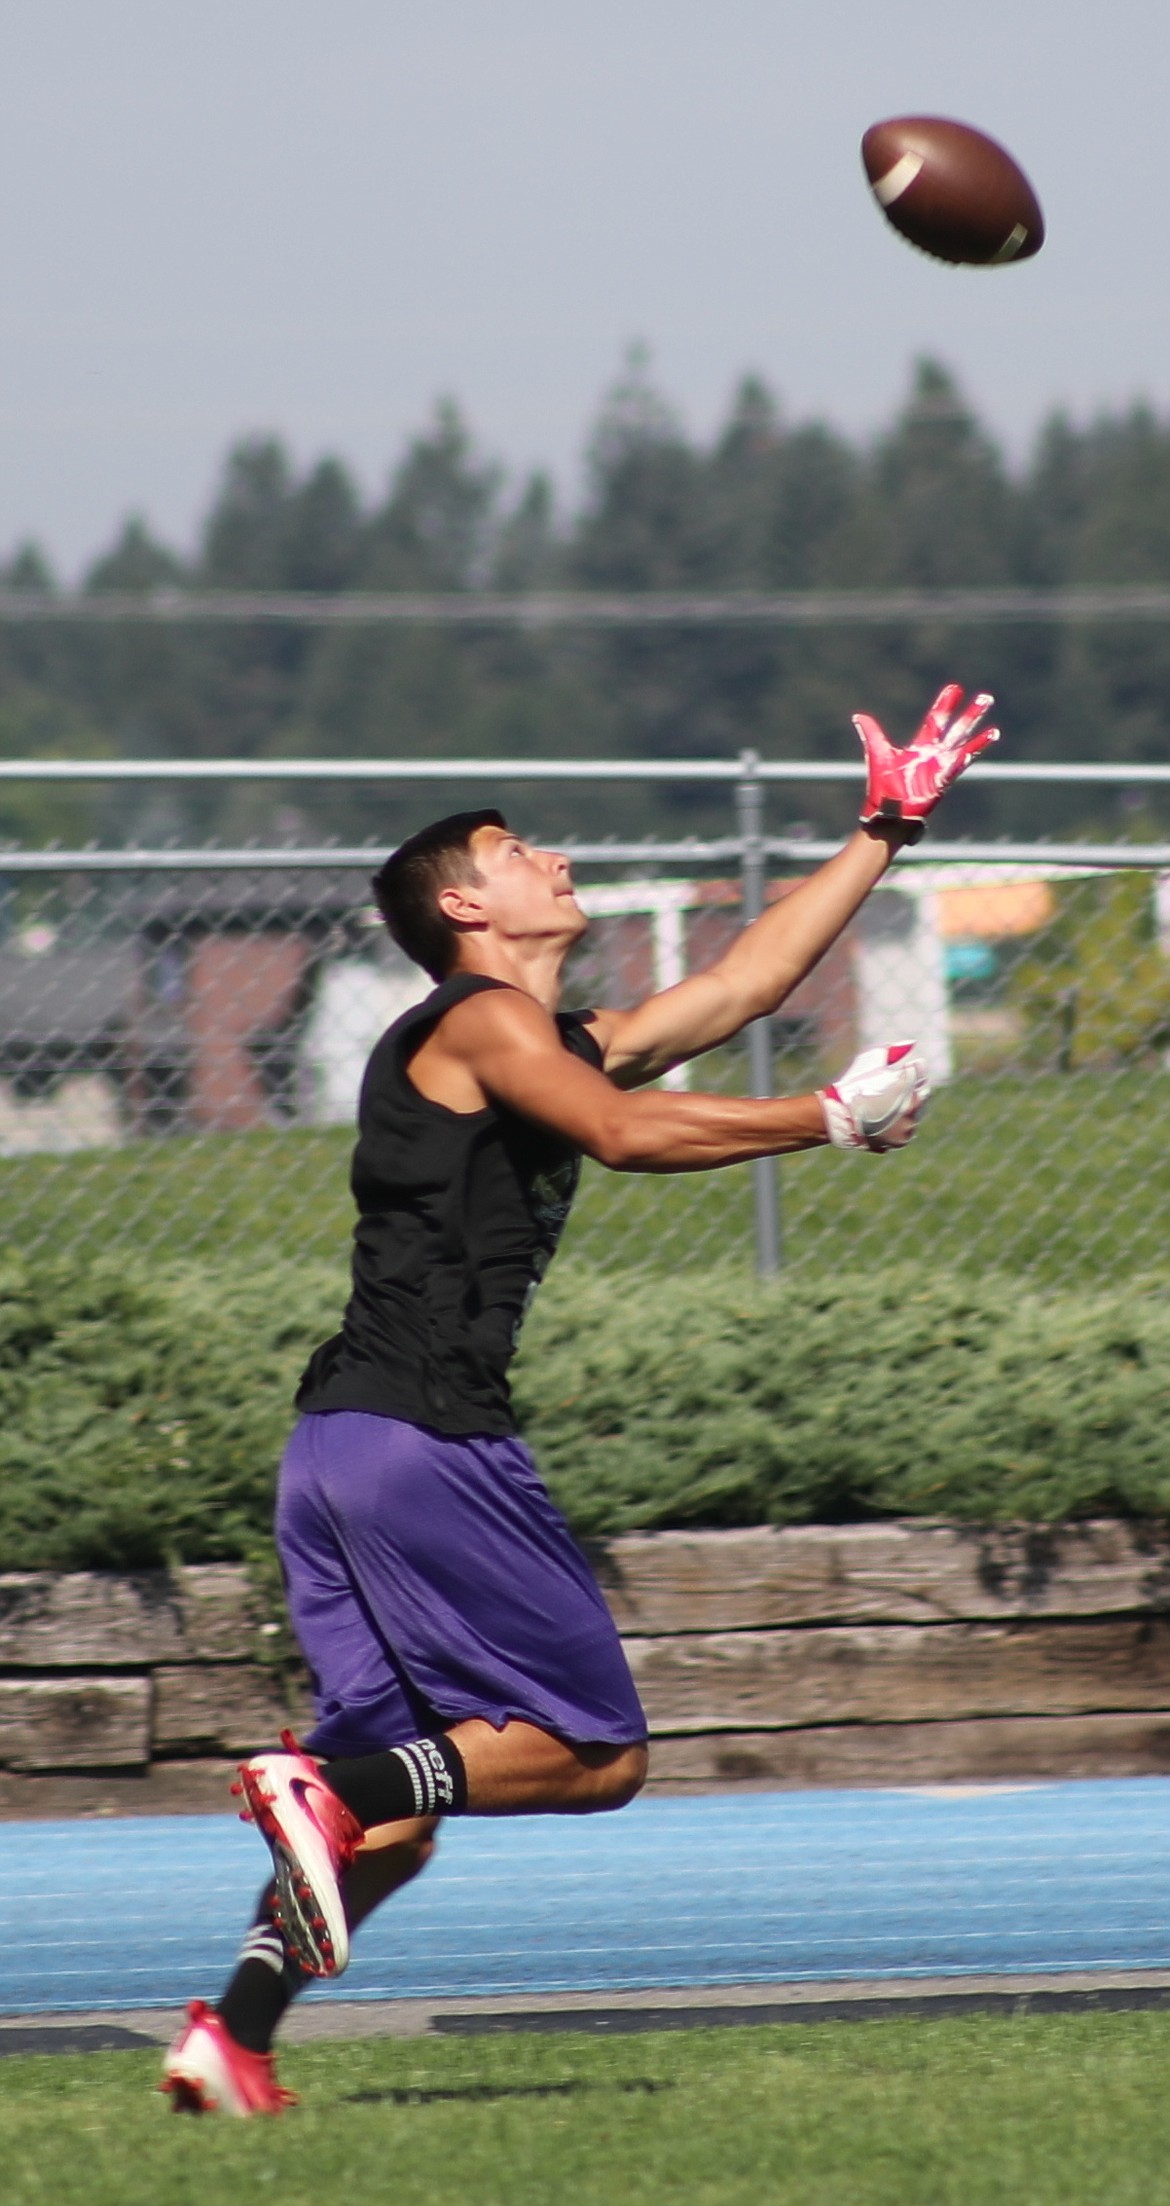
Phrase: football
[{"left": 861, "top": 116, "right": 1044, "bottom": 266}]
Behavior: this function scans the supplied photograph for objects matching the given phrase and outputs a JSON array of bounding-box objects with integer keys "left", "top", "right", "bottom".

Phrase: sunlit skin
[
  {"left": 446, "top": 825, "right": 590, "bottom": 1001},
  {"left": 356, "top": 814, "right": 913, "bottom": 1868}
]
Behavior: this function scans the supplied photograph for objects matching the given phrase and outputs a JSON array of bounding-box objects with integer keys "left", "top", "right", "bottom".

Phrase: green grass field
[
  {"left": 3, "top": 2012, "right": 1170, "bottom": 2206},
  {"left": 0, "top": 1067, "right": 1163, "bottom": 1287}
]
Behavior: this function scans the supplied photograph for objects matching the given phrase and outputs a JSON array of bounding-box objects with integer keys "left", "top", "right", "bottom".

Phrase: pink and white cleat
[
  {"left": 233, "top": 1731, "right": 363, "bottom": 1978},
  {"left": 160, "top": 2000, "right": 297, "bottom": 2116}
]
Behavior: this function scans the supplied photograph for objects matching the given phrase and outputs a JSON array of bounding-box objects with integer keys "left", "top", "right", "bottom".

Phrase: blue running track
[{"left": 2, "top": 1779, "right": 1169, "bottom": 2015}]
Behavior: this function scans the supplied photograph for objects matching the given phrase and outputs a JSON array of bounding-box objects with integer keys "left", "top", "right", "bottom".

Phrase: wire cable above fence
[
  {"left": 4, "top": 586, "right": 1170, "bottom": 625},
  {"left": 0, "top": 839, "right": 1166, "bottom": 872}
]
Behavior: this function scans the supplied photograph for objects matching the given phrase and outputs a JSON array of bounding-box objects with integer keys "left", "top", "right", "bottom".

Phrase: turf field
[
  {"left": 3, "top": 2012, "right": 1170, "bottom": 2205},
  {"left": 0, "top": 1068, "right": 1163, "bottom": 1283}
]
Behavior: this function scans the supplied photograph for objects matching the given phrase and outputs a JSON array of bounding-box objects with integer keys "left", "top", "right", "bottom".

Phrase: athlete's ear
[{"left": 436, "top": 879, "right": 489, "bottom": 929}]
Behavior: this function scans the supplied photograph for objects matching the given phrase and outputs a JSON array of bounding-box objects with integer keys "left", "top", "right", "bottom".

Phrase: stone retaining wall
[{"left": 3, "top": 1519, "right": 1170, "bottom": 1814}]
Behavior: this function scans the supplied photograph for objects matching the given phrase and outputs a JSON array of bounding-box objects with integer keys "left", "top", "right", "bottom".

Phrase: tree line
[{"left": 5, "top": 353, "right": 1170, "bottom": 849}]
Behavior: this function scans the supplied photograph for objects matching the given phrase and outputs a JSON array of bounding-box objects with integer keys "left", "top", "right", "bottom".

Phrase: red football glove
[{"left": 853, "top": 684, "right": 999, "bottom": 842}]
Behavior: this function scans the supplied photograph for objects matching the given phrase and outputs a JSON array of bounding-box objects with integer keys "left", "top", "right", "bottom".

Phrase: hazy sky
[{"left": 1, "top": 2, "right": 1167, "bottom": 571}]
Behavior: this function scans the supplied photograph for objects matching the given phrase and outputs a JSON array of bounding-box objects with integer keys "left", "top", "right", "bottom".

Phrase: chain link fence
[{"left": 1, "top": 759, "right": 1169, "bottom": 1288}]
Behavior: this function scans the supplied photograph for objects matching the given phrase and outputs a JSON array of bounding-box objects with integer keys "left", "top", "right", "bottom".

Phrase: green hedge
[
  {"left": 516, "top": 1267, "right": 1170, "bottom": 1532},
  {"left": 1, "top": 1256, "right": 1169, "bottom": 1574}
]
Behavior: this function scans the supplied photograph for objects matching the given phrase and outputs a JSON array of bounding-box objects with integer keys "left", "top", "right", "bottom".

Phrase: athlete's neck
[{"left": 449, "top": 937, "right": 566, "bottom": 1012}]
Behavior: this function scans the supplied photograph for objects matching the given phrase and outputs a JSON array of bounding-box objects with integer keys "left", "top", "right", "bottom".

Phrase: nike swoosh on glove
[{"left": 819, "top": 1041, "right": 931, "bottom": 1152}]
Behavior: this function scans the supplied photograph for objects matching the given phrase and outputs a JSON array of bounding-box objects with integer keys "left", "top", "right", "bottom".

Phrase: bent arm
[
  {"left": 443, "top": 988, "right": 830, "bottom": 1170},
  {"left": 595, "top": 822, "right": 907, "bottom": 1086}
]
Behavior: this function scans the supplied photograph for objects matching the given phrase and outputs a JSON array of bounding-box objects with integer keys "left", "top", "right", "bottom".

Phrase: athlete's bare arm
[
  {"left": 408, "top": 985, "right": 829, "bottom": 1171},
  {"left": 592, "top": 823, "right": 907, "bottom": 1088},
  {"left": 585, "top": 681, "right": 999, "bottom": 1087}
]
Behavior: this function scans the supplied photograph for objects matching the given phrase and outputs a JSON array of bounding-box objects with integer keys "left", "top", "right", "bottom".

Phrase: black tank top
[{"left": 296, "top": 972, "right": 602, "bottom": 1435}]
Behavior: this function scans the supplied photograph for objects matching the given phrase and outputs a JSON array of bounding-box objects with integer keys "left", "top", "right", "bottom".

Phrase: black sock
[
  {"left": 216, "top": 1881, "right": 311, "bottom": 2055},
  {"left": 325, "top": 1732, "right": 468, "bottom": 1829}
]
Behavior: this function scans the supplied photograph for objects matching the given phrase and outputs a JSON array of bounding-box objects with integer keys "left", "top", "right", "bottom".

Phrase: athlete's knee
[{"left": 592, "top": 1740, "right": 649, "bottom": 1810}]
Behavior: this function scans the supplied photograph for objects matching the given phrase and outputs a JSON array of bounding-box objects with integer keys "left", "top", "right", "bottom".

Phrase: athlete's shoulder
[
  {"left": 438, "top": 982, "right": 563, "bottom": 1061},
  {"left": 448, "top": 992, "right": 611, "bottom": 1074}
]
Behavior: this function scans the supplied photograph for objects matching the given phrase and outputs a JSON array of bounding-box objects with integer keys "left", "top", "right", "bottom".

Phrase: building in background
[
  {"left": 0, "top": 863, "right": 1141, "bottom": 1158},
  {"left": 298, "top": 945, "right": 429, "bottom": 1125}
]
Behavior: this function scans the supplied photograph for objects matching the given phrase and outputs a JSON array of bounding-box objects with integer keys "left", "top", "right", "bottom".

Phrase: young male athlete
[{"left": 162, "top": 683, "right": 997, "bottom": 2113}]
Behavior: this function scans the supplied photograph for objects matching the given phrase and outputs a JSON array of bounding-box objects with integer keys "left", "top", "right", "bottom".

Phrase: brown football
[{"left": 861, "top": 116, "right": 1044, "bottom": 266}]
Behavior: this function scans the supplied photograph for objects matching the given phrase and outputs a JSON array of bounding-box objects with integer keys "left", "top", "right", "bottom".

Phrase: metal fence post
[{"left": 736, "top": 749, "right": 781, "bottom": 1275}]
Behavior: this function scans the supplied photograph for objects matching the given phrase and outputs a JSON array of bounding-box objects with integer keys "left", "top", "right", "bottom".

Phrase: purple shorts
[{"left": 275, "top": 1410, "right": 647, "bottom": 1759}]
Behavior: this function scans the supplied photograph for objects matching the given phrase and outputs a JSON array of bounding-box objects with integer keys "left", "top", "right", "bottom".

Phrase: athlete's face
[{"left": 466, "top": 825, "right": 587, "bottom": 946}]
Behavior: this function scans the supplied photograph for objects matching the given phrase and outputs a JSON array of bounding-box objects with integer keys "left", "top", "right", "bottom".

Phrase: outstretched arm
[
  {"left": 593, "top": 684, "right": 997, "bottom": 1086},
  {"left": 592, "top": 823, "right": 904, "bottom": 1087},
  {"left": 427, "top": 988, "right": 925, "bottom": 1172}
]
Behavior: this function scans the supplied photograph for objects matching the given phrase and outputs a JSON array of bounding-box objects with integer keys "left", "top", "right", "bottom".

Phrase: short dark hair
[{"left": 371, "top": 810, "right": 508, "bottom": 979}]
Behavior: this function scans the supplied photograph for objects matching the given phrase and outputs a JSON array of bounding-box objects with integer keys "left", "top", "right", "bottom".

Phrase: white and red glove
[
  {"left": 818, "top": 1042, "right": 930, "bottom": 1153},
  {"left": 853, "top": 683, "right": 999, "bottom": 842}
]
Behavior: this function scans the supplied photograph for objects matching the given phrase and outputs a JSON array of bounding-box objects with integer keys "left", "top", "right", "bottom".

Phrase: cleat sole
[
  {"left": 271, "top": 1847, "right": 339, "bottom": 1977},
  {"left": 234, "top": 1750, "right": 357, "bottom": 1979}
]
